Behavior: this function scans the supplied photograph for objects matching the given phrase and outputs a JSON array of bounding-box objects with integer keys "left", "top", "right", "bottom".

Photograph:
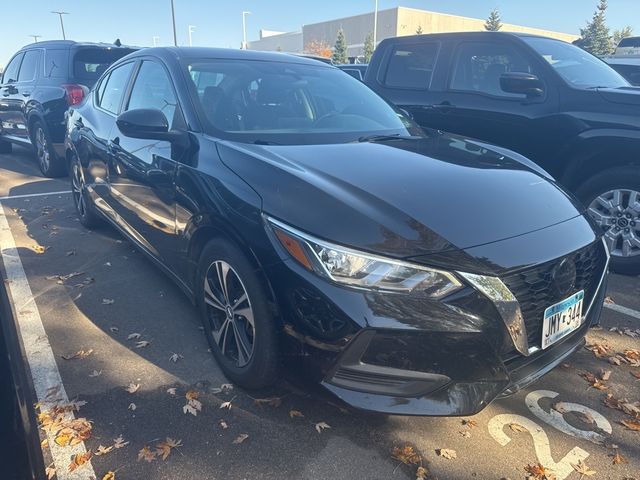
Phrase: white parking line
[
  {"left": 0, "top": 204, "right": 95, "bottom": 479},
  {"left": 604, "top": 303, "right": 640, "bottom": 320},
  {"left": 0, "top": 190, "right": 71, "bottom": 201}
]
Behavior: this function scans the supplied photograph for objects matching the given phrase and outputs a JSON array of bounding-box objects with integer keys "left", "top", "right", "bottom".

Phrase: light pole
[
  {"left": 373, "top": 0, "right": 378, "bottom": 46},
  {"left": 188, "top": 25, "right": 196, "bottom": 46},
  {"left": 29, "top": 35, "right": 42, "bottom": 43},
  {"left": 153, "top": 36, "right": 160, "bottom": 47},
  {"left": 242, "top": 11, "right": 251, "bottom": 49},
  {"left": 170, "top": 0, "right": 178, "bottom": 46},
  {"left": 51, "top": 11, "right": 69, "bottom": 40}
]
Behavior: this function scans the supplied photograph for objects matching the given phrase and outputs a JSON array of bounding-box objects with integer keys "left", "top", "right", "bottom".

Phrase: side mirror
[
  {"left": 500, "top": 72, "right": 544, "bottom": 98},
  {"left": 116, "top": 108, "right": 180, "bottom": 141}
]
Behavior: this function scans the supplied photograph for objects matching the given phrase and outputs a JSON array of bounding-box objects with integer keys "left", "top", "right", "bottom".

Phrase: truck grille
[{"left": 501, "top": 240, "right": 607, "bottom": 349}]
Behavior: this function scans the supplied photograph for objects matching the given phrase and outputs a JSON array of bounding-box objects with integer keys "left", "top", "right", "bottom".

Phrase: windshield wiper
[
  {"left": 253, "top": 139, "right": 282, "bottom": 145},
  {"left": 356, "top": 134, "right": 423, "bottom": 143}
]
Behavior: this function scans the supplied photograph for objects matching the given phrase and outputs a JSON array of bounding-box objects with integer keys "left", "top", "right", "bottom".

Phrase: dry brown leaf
[
  {"left": 315, "top": 421, "right": 331, "bottom": 433},
  {"left": 137, "top": 446, "right": 157, "bottom": 463},
  {"left": 461, "top": 418, "right": 477, "bottom": 428},
  {"left": 68, "top": 451, "right": 92, "bottom": 472},
  {"left": 125, "top": 383, "right": 140, "bottom": 394},
  {"left": 289, "top": 409, "right": 304, "bottom": 419},
  {"left": 102, "top": 472, "right": 116, "bottom": 480},
  {"left": 54, "top": 431, "right": 72, "bottom": 447},
  {"left": 89, "top": 370, "right": 102, "bottom": 378},
  {"left": 624, "top": 349, "right": 640, "bottom": 361},
  {"left": 600, "top": 369, "right": 612, "bottom": 381},
  {"left": 61, "top": 349, "right": 94, "bottom": 360},
  {"left": 113, "top": 435, "right": 129, "bottom": 449},
  {"left": 581, "top": 372, "right": 609, "bottom": 390},
  {"left": 620, "top": 419, "right": 640, "bottom": 431},
  {"left": 525, "top": 463, "right": 556, "bottom": 480},
  {"left": 571, "top": 460, "right": 596, "bottom": 477},
  {"left": 586, "top": 343, "right": 610, "bottom": 358},
  {"left": 416, "top": 466, "right": 429, "bottom": 480},
  {"left": 41, "top": 438, "right": 49, "bottom": 449},
  {"left": 232, "top": 433, "right": 249, "bottom": 444},
  {"left": 391, "top": 445, "right": 421, "bottom": 465},
  {"left": 45, "top": 464, "right": 56, "bottom": 480},
  {"left": 156, "top": 437, "right": 183, "bottom": 460},
  {"left": 604, "top": 295, "right": 615, "bottom": 304},
  {"left": 183, "top": 390, "right": 202, "bottom": 416},
  {"left": 608, "top": 355, "right": 622, "bottom": 366},
  {"left": 31, "top": 245, "right": 48, "bottom": 254},
  {"left": 253, "top": 396, "right": 281, "bottom": 408},
  {"left": 509, "top": 423, "right": 529, "bottom": 433},
  {"left": 612, "top": 452, "right": 628, "bottom": 465},
  {"left": 219, "top": 419, "right": 229, "bottom": 429},
  {"left": 95, "top": 444, "right": 113, "bottom": 456},
  {"left": 437, "top": 448, "right": 457, "bottom": 459}
]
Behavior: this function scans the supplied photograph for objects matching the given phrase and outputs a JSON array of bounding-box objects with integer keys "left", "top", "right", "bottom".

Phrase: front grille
[{"left": 501, "top": 240, "right": 607, "bottom": 349}]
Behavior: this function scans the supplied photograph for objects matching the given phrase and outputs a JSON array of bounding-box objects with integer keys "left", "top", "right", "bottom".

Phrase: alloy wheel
[
  {"left": 588, "top": 188, "right": 640, "bottom": 258},
  {"left": 71, "top": 162, "right": 86, "bottom": 217},
  {"left": 203, "top": 260, "right": 255, "bottom": 367},
  {"left": 35, "top": 127, "right": 50, "bottom": 172}
]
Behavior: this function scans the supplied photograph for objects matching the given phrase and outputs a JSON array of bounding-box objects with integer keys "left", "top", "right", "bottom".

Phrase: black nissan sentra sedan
[{"left": 65, "top": 47, "right": 609, "bottom": 415}]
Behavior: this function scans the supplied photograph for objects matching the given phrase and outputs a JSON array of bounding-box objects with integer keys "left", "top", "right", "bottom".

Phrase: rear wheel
[
  {"left": 70, "top": 156, "right": 102, "bottom": 229},
  {"left": 576, "top": 166, "right": 640, "bottom": 275},
  {"left": 0, "top": 138, "right": 12, "bottom": 154},
  {"left": 32, "top": 121, "right": 64, "bottom": 177},
  {"left": 196, "top": 239, "right": 279, "bottom": 389}
]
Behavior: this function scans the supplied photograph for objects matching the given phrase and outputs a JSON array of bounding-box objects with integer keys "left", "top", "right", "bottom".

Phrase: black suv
[
  {"left": 366, "top": 32, "right": 640, "bottom": 274},
  {"left": 0, "top": 40, "right": 136, "bottom": 177}
]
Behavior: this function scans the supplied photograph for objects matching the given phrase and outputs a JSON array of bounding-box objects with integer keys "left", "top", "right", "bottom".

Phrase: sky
[{"left": 2, "top": 0, "right": 639, "bottom": 67}]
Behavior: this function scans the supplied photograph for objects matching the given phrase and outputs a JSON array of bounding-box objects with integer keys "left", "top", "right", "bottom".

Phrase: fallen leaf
[
  {"left": 416, "top": 466, "right": 429, "bottom": 479},
  {"left": 437, "top": 448, "right": 457, "bottom": 459},
  {"left": 461, "top": 418, "right": 477, "bottom": 428},
  {"left": 289, "top": 409, "right": 304, "bottom": 419},
  {"left": 509, "top": 423, "right": 529, "bottom": 433},
  {"left": 608, "top": 356, "right": 622, "bottom": 366},
  {"left": 604, "top": 296, "right": 615, "bottom": 304},
  {"left": 127, "top": 333, "right": 141, "bottom": 340},
  {"left": 253, "top": 396, "right": 281, "bottom": 408},
  {"left": 156, "top": 437, "right": 183, "bottom": 460},
  {"left": 102, "top": 472, "right": 116, "bottom": 480},
  {"left": 125, "top": 383, "right": 140, "bottom": 394},
  {"left": 95, "top": 444, "right": 113, "bottom": 456},
  {"left": 61, "top": 349, "right": 94, "bottom": 360},
  {"left": 576, "top": 411, "right": 595, "bottom": 425},
  {"left": 183, "top": 390, "right": 202, "bottom": 416},
  {"left": 219, "top": 419, "right": 229, "bottom": 429},
  {"left": 315, "top": 421, "right": 331, "bottom": 434},
  {"left": 113, "top": 435, "right": 129, "bottom": 449},
  {"left": 89, "top": 370, "right": 102, "bottom": 378},
  {"left": 612, "top": 451, "right": 628, "bottom": 465},
  {"left": 525, "top": 463, "right": 556, "bottom": 480},
  {"left": 581, "top": 372, "right": 609, "bottom": 390},
  {"left": 586, "top": 344, "right": 610, "bottom": 358},
  {"left": 459, "top": 430, "right": 472, "bottom": 438},
  {"left": 54, "top": 431, "right": 72, "bottom": 447},
  {"left": 620, "top": 419, "right": 640, "bottom": 431},
  {"left": 66, "top": 250, "right": 76, "bottom": 256},
  {"left": 169, "top": 353, "right": 183, "bottom": 363},
  {"left": 41, "top": 438, "right": 49, "bottom": 449},
  {"left": 135, "top": 340, "right": 151, "bottom": 348},
  {"left": 73, "top": 277, "right": 95, "bottom": 288},
  {"left": 571, "top": 460, "right": 596, "bottom": 477},
  {"left": 220, "top": 383, "right": 234, "bottom": 391},
  {"left": 560, "top": 362, "right": 572, "bottom": 369},
  {"left": 109, "top": 326, "right": 119, "bottom": 332},
  {"left": 31, "top": 245, "right": 48, "bottom": 254},
  {"left": 167, "top": 388, "right": 177, "bottom": 395},
  {"left": 232, "top": 433, "right": 249, "bottom": 444},
  {"left": 391, "top": 445, "right": 421, "bottom": 465},
  {"left": 600, "top": 369, "right": 612, "bottom": 381},
  {"left": 220, "top": 401, "right": 232, "bottom": 410},
  {"left": 45, "top": 464, "right": 56, "bottom": 480},
  {"left": 631, "top": 372, "right": 640, "bottom": 380},
  {"left": 68, "top": 451, "right": 92, "bottom": 472},
  {"left": 137, "top": 446, "right": 156, "bottom": 463},
  {"left": 128, "top": 403, "right": 136, "bottom": 411},
  {"left": 102, "top": 298, "right": 115, "bottom": 305}
]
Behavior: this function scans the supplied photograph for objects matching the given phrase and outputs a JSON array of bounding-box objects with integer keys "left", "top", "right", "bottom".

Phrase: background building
[{"left": 248, "top": 7, "right": 578, "bottom": 59}]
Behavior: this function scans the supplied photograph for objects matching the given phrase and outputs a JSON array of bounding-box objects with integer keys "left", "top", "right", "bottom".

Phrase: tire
[
  {"left": 575, "top": 166, "right": 640, "bottom": 275},
  {"left": 0, "top": 138, "right": 12, "bottom": 154},
  {"left": 31, "top": 121, "right": 65, "bottom": 178},
  {"left": 196, "top": 239, "right": 279, "bottom": 389},
  {"left": 70, "top": 155, "right": 102, "bottom": 229}
]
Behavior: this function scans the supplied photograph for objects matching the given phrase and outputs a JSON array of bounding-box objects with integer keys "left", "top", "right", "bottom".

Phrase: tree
[
  {"left": 576, "top": 0, "right": 612, "bottom": 56},
  {"left": 304, "top": 40, "right": 332, "bottom": 58},
  {"left": 332, "top": 29, "right": 348, "bottom": 64},
  {"left": 484, "top": 8, "right": 502, "bottom": 31},
  {"left": 416, "top": 25, "right": 423, "bottom": 35},
  {"left": 363, "top": 33, "right": 374, "bottom": 63},
  {"left": 613, "top": 26, "right": 634, "bottom": 47}
]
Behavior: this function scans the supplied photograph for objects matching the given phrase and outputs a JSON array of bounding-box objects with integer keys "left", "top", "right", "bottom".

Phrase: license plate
[{"left": 541, "top": 290, "right": 584, "bottom": 349}]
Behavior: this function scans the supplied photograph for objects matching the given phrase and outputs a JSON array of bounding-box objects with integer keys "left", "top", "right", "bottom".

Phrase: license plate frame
[{"left": 541, "top": 290, "right": 585, "bottom": 349}]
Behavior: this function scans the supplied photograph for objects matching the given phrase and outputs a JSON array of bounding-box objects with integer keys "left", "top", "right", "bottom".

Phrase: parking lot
[{"left": 1, "top": 146, "right": 639, "bottom": 480}]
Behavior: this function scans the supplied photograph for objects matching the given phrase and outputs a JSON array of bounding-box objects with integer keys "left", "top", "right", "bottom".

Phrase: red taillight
[{"left": 62, "top": 84, "right": 86, "bottom": 106}]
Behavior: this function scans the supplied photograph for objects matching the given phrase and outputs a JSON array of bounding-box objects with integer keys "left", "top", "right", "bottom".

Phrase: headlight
[{"left": 267, "top": 217, "right": 463, "bottom": 298}]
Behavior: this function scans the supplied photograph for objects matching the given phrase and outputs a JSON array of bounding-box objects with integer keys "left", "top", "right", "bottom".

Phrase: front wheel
[
  {"left": 196, "top": 239, "right": 279, "bottom": 389},
  {"left": 576, "top": 166, "right": 640, "bottom": 275}
]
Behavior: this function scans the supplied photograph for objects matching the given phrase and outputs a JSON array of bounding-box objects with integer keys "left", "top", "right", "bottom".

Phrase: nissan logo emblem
[{"left": 552, "top": 258, "right": 577, "bottom": 296}]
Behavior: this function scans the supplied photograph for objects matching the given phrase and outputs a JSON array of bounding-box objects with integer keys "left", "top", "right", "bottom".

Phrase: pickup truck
[{"left": 365, "top": 31, "right": 640, "bottom": 275}]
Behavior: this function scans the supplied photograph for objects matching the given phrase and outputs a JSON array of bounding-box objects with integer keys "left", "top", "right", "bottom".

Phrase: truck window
[
  {"left": 450, "top": 42, "right": 534, "bottom": 97},
  {"left": 383, "top": 43, "right": 438, "bottom": 89}
]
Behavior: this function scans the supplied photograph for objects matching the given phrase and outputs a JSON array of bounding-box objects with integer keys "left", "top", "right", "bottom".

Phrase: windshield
[
  {"left": 184, "top": 59, "right": 422, "bottom": 144},
  {"left": 523, "top": 37, "right": 629, "bottom": 89}
]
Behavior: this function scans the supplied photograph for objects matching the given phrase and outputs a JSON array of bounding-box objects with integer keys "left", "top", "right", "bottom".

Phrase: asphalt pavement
[{"left": 1, "top": 145, "right": 639, "bottom": 480}]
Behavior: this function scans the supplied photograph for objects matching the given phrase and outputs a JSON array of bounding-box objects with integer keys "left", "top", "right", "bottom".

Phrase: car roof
[
  {"left": 127, "top": 47, "right": 335, "bottom": 67},
  {"left": 378, "top": 31, "right": 558, "bottom": 44},
  {"left": 21, "top": 40, "right": 138, "bottom": 50}
]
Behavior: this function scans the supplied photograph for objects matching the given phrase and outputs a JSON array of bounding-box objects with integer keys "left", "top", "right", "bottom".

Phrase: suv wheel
[
  {"left": 70, "top": 156, "right": 102, "bottom": 229},
  {"left": 196, "top": 239, "right": 279, "bottom": 389},
  {"left": 32, "top": 121, "right": 64, "bottom": 177},
  {"left": 576, "top": 166, "right": 640, "bottom": 275},
  {"left": 0, "top": 138, "right": 12, "bottom": 154}
]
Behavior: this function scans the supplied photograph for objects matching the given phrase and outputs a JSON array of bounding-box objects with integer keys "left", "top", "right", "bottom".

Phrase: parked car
[
  {"left": 614, "top": 36, "right": 640, "bottom": 56},
  {"left": 66, "top": 47, "right": 608, "bottom": 415},
  {"left": 337, "top": 64, "right": 368, "bottom": 81},
  {"left": 604, "top": 56, "right": 640, "bottom": 86},
  {"left": 365, "top": 32, "right": 640, "bottom": 274},
  {"left": 0, "top": 40, "right": 137, "bottom": 177}
]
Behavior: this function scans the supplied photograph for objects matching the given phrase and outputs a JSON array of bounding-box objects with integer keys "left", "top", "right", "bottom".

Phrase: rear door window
[
  {"left": 2, "top": 53, "right": 24, "bottom": 84},
  {"left": 44, "top": 49, "right": 69, "bottom": 79},
  {"left": 383, "top": 43, "right": 439, "bottom": 89},
  {"left": 17, "top": 50, "right": 41, "bottom": 83},
  {"left": 97, "top": 62, "right": 135, "bottom": 114},
  {"left": 72, "top": 48, "right": 136, "bottom": 86}
]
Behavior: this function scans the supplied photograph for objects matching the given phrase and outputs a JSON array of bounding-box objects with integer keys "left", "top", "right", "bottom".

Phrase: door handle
[{"left": 22, "top": 92, "right": 31, "bottom": 98}]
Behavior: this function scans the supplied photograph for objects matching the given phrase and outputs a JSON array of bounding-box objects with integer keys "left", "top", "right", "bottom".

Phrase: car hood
[
  {"left": 217, "top": 134, "right": 584, "bottom": 258},
  {"left": 597, "top": 86, "right": 640, "bottom": 105}
]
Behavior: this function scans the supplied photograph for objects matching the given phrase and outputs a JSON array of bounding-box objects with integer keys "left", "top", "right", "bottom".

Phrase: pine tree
[
  {"left": 613, "top": 26, "right": 634, "bottom": 47},
  {"left": 363, "top": 33, "right": 374, "bottom": 63},
  {"left": 577, "top": 0, "right": 612, "bottom": 56},
  {"left": 416, "top": 25, "right": 423, "bottom": 35},
  {"left": 332, "top": 29, "right": 348, "bottom": 64},
  {"left": 484, "top": 9, "right": 502, "bottom": 31}
]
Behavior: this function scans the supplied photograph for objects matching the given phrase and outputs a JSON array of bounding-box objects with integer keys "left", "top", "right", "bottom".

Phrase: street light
[
  {"left": 29, "top": 35, "right": 42, "bottom": 43},
  {"left": 51, "top": 11, "right": 69, "bottom": 40},
  {"left": 188, "top": 25, "right": 196, "bottom": 46},
  {"left": 242, "top": 11, "right": 251, "bottom": 49},
  {"left": 170, "top": 0, "right": 178, "bottom": 46},
  {"left": 373, "top": 0, "right": 378, "bottom": 46}
]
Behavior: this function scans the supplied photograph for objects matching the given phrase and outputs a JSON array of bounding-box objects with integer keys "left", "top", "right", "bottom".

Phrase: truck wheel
[
  {"left": 0, "top": 138, "right": 12, "bottom": 154},
  {"left": 31, "top": 121, "right": 65, "bottom": 178},
  {"left": 576, "top": 166, "right": 640, "bottom": 275}
]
